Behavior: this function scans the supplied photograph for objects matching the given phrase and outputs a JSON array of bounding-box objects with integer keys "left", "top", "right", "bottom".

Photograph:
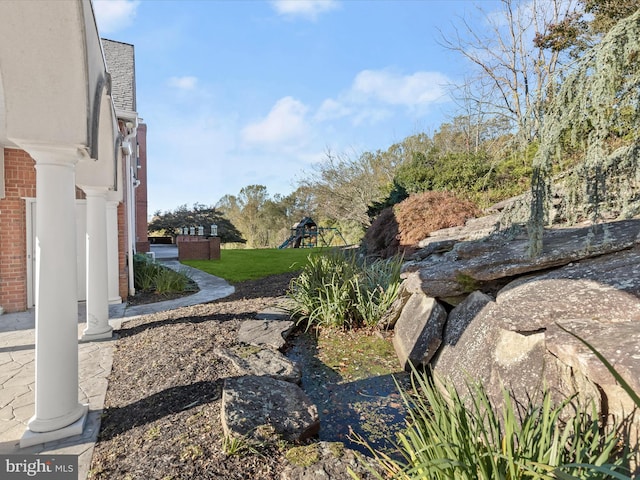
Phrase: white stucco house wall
[{"left": 0, "top": 0, "right": 145, "bottom": 446}]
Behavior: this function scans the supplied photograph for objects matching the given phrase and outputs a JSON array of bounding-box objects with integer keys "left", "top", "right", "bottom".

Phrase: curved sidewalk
[{"left": 0, "top": 246, "right": 233, "bottom": 479}]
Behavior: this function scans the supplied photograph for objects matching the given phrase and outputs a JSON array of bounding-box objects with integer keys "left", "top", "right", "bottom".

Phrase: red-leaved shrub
[{"left": 364, "top": 191, "right": 479, "bottom": 258}]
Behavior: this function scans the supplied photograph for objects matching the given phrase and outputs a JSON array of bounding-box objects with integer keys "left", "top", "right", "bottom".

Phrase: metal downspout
[{"left": 122, "top": 121, "right": 138, "bottom": 296}]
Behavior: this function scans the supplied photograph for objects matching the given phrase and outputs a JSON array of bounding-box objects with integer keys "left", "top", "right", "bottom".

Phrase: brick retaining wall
[{"left": 176, "top": 236, "right": 221, "bottom": 261}]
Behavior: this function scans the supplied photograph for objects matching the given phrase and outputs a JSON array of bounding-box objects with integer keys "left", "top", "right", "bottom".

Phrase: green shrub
[
  {"left": 287, "top": 250, "right": 402, "bottom": 330},
  {"left": 351, "top": 368, "right": 633, "bottom": 480},
  {"left": 393, "top": 150, "right": 494, "bottom": 197},
  {"left": 154, "top": 266, "right": 190, "bottom": 294},
  {"left": 133, "top": 253, "right": 161, "bottom": 291},
  {"left": 133, "top": 253, "right": 192, "bottom": 294}
]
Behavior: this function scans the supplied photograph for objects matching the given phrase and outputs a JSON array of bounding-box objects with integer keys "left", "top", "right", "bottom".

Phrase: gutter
[{"left": 122, "top": 119, "right": 138, "bottom": 296}]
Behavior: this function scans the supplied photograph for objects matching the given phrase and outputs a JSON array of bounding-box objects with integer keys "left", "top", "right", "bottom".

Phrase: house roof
[{"left": 101, "top": 39, "right": 136, "bottom": 113}]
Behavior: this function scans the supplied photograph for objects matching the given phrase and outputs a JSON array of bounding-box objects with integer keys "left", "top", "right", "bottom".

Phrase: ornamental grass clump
[
  {"left": 287, "top": 250, "right": 402, "bottom": 330},
  {"left": 133, "top": 253, "right": 193, "bottom": 295},
  {"left": 133, "top": 253, "right": 162, "bottom": 291},
  {"left": 153, "top": 266, "right": 192, "bottom": 294},
  {"left": 351, "top": 368, "right": 633, "bottom": 480}
]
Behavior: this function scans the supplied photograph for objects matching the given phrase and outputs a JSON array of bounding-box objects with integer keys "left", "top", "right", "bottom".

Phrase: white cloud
[
  {"left": 270, "top": 0, "right": 339, "bottom": 20},
  {"left": 167, "top": 76, "right": 198, "bottom": 90},
  {"left": 242, "top": 97, "right": 309, "bottom": 146},
  {"left": 352, "top": 69, "right": 449, "bottom": 107},
  {"left": 315, "top": 98, "right": 352, "bottom": 121},
  {"left": 93, "top": 0, "right": 140, "bottom": 34},
  {"left": 314, "top": 69, "right": 450, "bottom": 126},
  {"left": 352, "top": 107, "right": 392, "bottom": 126}
]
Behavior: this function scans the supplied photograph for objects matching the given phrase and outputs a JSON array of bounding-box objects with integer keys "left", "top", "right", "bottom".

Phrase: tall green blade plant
[
  {"left": 133, "top": 253, "right": 193, "bottom": 295},
  {"left": 287, "top": 250, "right": 402, "bottom": 330},
  {"left": 554, "top": 324, "right": 640, "bottom": 480},
  {"left": 354, "top": 257, "right": 402, "bottom": 328},
  {"left": 351, "top": 366, "right": 632, "bottom": 480}
]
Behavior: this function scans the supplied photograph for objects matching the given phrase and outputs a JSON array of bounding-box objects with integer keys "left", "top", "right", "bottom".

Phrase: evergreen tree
[{"left": 528, "top": 9, "right": 640, "bottom": 256}]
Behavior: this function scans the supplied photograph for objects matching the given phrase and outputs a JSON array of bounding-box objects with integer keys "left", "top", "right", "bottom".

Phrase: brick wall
[
  {"left": 1, "top": 147, "right": 131, "bottom": 311},
  {"left": 135, "top": 123, "right": 149, "bottom": 253},
  {"left": 0, "top": 149, "right": 36, "bottom": 312},
  {"left": 118, "top": 198, "right": 129, "bottom": 301},
  {"left": 176, "top": 236, "right": 221, "bottom": 261}
]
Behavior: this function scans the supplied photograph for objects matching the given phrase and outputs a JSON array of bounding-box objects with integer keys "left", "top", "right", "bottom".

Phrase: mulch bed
[
  {"left": 91, "top": 273, "right": 296, "bottom": 479},
  {"left": 89, "top": 272, "right": 399, "bottom": 479},
  {"left": 126, "top": 278, "right": 200, "bottom": 306}
]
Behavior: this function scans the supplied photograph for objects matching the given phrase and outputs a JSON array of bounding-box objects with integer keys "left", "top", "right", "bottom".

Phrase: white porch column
[
  {"left": 21, "top": 145, "right": 88, "bottom": 447},
  {"left": 81, "top": 186, "right": 112, "bottom": 340},
  {"left": 107, "top": 200, "right": 121, "bottom": 304}
]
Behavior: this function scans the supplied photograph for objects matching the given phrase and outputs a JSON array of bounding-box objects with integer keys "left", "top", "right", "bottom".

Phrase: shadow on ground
[
  {"left": 97, "top": 380, "right": 223, "bottom": 442},
  {"left": 285, "top": 330, "right": 410, "bottom": 456}
]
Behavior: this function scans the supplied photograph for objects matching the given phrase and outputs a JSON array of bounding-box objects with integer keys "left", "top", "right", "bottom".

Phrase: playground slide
[{"left": 278, "top": 235, "right": 297, "bottom": 249}]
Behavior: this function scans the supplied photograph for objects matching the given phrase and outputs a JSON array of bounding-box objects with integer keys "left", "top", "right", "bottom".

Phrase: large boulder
[
  {"left": 430, "top": 247, "right": 640, "bottom": 429},
  {"left": 429, "top": 290, "right": 494, "bottom": 386},
  {"left": 433, "top": 304, "right": 594, "bottom": 413},
  {"left": 403, "top": 219, "right": 640, "bottom": 298},
  {"left": 546, "top": 321, "right": 640, "bottom": 420},
  {"left": 221, "top": 375, "right": 319, "bottom": 442},
  {"left": 392, "top": 292, "right": 447, "bottom": 370},
  {"left": 213, "top": 346, "right": 301, "bottom": 384},
  {"left": 441, "top": 290, "right": 493, "bottom": 348}
]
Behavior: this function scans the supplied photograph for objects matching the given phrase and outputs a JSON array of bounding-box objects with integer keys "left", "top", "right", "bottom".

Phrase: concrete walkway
[{"left": 0, "top": 245, "right": 234, "bottom": 479}]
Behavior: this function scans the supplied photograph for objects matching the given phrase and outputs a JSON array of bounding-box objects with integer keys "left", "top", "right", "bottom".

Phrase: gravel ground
[{"left": 89, "top": 272, "right": 392, "bottom": 479}]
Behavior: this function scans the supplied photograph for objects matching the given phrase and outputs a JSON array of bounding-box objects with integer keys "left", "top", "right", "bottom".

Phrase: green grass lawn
[{"left": 182, "top": 248, "right": 321, "bottom": 283}]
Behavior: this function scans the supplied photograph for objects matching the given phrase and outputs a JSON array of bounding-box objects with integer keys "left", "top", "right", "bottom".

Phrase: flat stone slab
[
  {"left": 237, "top": 320, "right": 294, "bottom": 350},
  {"left": 255, "top": 306, "right": 291, "bottom": 321},
  {"left": 221, "top": 375, "right": 319, "bottom": 442},
  {"left": 412, "top": 213, "right": 500, "bottom": 260},
  {"left": 493, "top": 247, "right": 640, "bottom": 332},
  {"left": 213, "top": 346, "right": 301, "bottom": 384},
  {"left": 255, "top": 297, "right": 294, "bottom": 321},
  {"left": 403, "top": 219, "right": 640, "bottom": 298}
]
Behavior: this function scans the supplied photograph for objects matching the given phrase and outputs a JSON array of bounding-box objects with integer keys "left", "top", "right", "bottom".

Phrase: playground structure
[{"left": 278, "top": 217, "right": 347, "bottom": 249}]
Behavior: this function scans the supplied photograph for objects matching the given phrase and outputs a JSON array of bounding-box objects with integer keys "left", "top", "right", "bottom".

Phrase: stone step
[
  {"left": 237, "top": 319, "right": 295, "bottom": 350},
  {"left": 219, "top": 308, "right": 389, "bottom": 478},
  {"left": 220, "top": 307, "right": 322, "bottom": 450},
  {"left": 221, "top": 375, "right": 319, "bottom": 442},
  {"left": 255, "top": 297, "right": 294, "bottom": 321},
  {"left": 213, "top": 346, "right": 301, "bottom": 384}
]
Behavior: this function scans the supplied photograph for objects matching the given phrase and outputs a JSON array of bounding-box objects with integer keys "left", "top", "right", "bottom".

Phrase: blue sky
[{"left": 93, "top": 0, "right": 495, "bottom": 215}]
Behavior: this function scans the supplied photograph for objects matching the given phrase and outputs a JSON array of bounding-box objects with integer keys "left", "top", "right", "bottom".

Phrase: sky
[{"left": 93, "top": 0, "right": 497, "bottom": 215}]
